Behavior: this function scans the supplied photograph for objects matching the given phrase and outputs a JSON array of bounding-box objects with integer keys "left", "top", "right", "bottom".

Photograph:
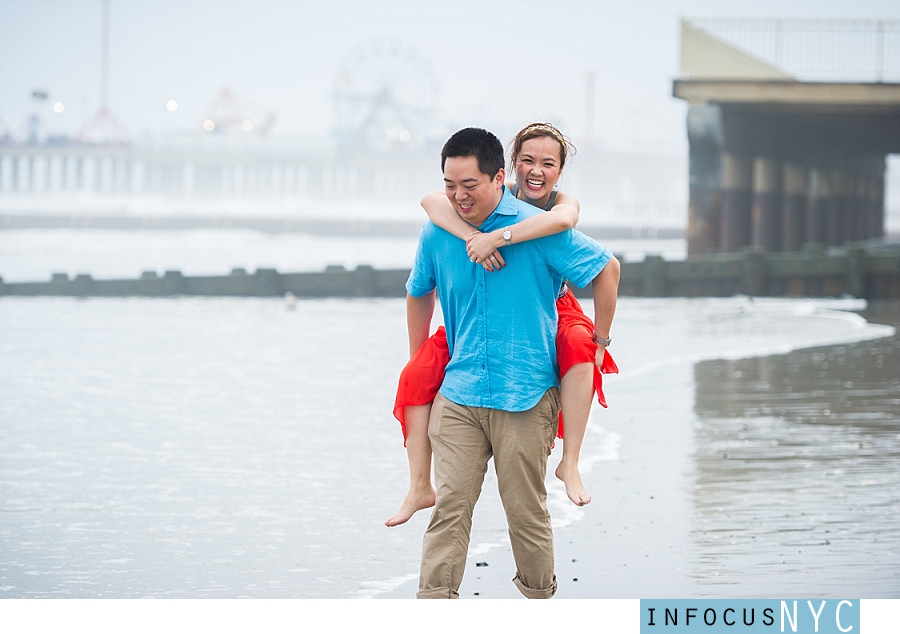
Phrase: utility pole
[
  {"left": 585, "top": 70, "right": 596, "bottom": 143},
  {"left": 101, "top": 0, "right": 110, "bottom": 108}
]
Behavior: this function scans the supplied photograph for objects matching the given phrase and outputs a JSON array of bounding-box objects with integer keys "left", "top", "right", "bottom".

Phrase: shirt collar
[{"left": 478, "top": 186, "right": 519, "bottom": 231}]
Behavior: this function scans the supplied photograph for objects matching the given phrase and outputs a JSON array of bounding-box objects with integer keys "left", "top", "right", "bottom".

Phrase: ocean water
[{"left": 1, "top": 293, "right": 896, "bottom": 598}]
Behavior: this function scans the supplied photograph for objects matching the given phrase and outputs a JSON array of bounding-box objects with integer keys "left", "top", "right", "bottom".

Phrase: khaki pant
[{"left": 417, "top": 389, "right": 560, "bottom": 599}]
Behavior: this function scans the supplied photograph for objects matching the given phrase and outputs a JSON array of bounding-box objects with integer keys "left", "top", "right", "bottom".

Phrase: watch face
[{"left": 503, "top": 229, "right": 511, "bottom": 238}]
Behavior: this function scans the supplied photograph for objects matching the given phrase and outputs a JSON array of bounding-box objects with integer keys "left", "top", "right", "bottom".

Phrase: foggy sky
[{"left": 1, "top": 0, "right": 899, "bottom": 150}]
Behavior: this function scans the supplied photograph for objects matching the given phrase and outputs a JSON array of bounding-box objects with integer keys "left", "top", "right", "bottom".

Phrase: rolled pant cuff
[
  {"left": 416, "top": 587, "right": 460, "bottom": 599},
  {"left": 512, "top": 573, "right": 557, "bottom": 599}
]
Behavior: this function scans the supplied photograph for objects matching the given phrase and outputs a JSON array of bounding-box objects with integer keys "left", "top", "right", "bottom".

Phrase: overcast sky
[{"left": 1, "top": 0, "right": 898, "bottom": 150}]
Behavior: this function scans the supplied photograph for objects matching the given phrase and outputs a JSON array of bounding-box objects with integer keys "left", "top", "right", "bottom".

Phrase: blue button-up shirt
[{"left": 406, "top": 187, "right": 612, "bottom": 412}]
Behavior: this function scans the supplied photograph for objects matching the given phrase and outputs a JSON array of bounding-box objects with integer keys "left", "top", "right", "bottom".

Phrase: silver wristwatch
[
  {"left": 502, "top": 227, "right": 512, "bottom": 246},
  {"left": 593, "top": 333, "right": 611, "bottom": 347}
]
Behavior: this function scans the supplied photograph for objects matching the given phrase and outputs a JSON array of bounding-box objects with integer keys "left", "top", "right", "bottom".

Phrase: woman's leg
[
  {"left": 387, "top": 327, "right": 448, "bottom": 527},
  {"left": 385, "top": 404, "right": 436, "bottom": 526},
  {"left": 557, "top": 362, "right": 594, "bottom": 506}
]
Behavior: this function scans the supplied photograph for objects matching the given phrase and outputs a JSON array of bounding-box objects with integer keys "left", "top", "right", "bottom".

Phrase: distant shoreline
[{"left": 0, "top": 213, "right": 686, "bottom": 240}]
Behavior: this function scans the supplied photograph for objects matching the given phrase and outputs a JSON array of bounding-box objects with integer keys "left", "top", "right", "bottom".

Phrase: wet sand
[
  {"left": 2, "top": 296, "right": 895, "bottom": 600},
  {"left": 385, "top": 301, "right": 900, "bottom": 599}
]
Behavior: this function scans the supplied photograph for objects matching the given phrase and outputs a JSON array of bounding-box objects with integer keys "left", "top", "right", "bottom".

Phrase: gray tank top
[{"left": 510, "top": 184, "right": 568, "bottom": 298}]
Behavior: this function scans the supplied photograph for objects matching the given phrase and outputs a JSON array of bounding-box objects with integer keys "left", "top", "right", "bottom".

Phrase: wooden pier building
[{"left": 675, "top": 19, "right": 900, "bottom": 255}]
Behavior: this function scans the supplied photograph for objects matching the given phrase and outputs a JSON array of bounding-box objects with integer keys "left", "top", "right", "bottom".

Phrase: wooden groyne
[
  {"left": 614, "top": 243, "right": 900, "bottom": 299},
  {"left": 2, "top": 243, "right": 898, "bottom": 300},
  {"left": 0, "top": 265, "right": 410, "bottom": 299}
]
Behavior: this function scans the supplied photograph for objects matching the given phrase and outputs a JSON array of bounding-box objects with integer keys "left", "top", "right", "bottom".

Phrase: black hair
[{"left": 440, "top": 127, "right": 505, "bottom": 178}]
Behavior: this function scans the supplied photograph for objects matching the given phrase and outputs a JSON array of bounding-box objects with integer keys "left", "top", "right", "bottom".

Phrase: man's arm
[
  {"left": 407, "top": 290, "right": 437, "bottom": 357},
  {"left": 590, "top": 255, "right": 620, "bottom": 364}
]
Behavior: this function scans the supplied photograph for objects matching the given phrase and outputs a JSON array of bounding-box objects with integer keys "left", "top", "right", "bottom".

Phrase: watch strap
[{"left": 593, "top": 333, "right": 611, "bottom": 347}]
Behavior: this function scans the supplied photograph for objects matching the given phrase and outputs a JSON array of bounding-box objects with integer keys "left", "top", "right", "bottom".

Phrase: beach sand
[
  {"left": 1, "top": 295, "right": 896, "bottom": 601},
  {"left": 382, "top": 300, "right": 900, "bottom": 599}
]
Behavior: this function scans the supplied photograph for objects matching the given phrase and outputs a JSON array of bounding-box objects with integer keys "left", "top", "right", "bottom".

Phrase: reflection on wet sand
[{"left": 691, "top": 301, "right": 900, "bottom": 596}]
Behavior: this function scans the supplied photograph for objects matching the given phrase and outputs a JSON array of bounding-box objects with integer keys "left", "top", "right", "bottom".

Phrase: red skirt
[
  {"left": 392, "top": 326, "right": 450, "bottom": 445},
  {"left": 554, "top": 288, "right": 619, "bottom": 438},
  {"left": 392, "top": 290, "right": 617, "bottom": 442}
]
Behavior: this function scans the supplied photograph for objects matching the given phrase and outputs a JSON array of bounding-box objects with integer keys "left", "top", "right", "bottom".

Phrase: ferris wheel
[{"left": 333, "top": 39, "right": 438, "bottom": 151}]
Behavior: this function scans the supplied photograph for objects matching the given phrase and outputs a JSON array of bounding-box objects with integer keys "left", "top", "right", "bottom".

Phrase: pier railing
[
  {"left": 686, "top": 18, "right": 900, "bottom": 82},
  {"left": 2, "top": 245, "right": 899, "bottom": 300}
]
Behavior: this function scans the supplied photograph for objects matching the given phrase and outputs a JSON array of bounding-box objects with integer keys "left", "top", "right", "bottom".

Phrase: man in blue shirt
[{"left": 407, "top": 128, "right": 618, "bottom": 599}]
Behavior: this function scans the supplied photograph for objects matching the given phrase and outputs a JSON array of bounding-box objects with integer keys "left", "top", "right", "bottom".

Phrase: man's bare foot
[
  {"left": 385, "top": 487, "right": 436, "bottom": 527},
  {"left": 555, "top": 462, "right": 591, "bottom": 506}
]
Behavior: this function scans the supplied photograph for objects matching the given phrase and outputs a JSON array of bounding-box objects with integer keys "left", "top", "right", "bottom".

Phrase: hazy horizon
[{"left": 2, "top": 0, "right": 899, "bottom": 150}]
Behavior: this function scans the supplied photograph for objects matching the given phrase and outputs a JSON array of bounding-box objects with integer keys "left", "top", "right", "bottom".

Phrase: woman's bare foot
[
  {"left": 555, "top": 461, "right": 591, "bottom": 506},
  {"left": 385, "top": 486, "right": 436, "bottom": 527}
]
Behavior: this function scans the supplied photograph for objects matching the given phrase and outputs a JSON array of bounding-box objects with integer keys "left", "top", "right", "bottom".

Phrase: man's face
[{"left": 443, "top": 156, "right": 505, "bottom": 227}]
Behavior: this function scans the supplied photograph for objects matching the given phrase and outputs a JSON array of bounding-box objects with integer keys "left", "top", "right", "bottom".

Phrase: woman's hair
[{"left": 508, "top": 122, "right": 576, "bottom": 172}]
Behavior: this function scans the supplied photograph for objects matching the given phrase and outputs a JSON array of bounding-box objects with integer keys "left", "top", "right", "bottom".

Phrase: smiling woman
[
  {"left": 514, "top": 136, "right": 562, "bottom": 202},
  {"left": 468, "top": 123, "right": 581, "bottom": 263},
  {"left": 509, "top": 122, "right": 573, "bottom": 208}
]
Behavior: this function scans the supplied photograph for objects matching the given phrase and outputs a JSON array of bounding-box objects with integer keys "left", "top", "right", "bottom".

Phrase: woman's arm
[
  {"left": 420, "top": 191, "right": 505, "bottom": 271},
  {"left": 590, "top": 255, "right": 620, "bottom": 365},
  {"left": 420, "top": 191, "right": 474, "bottom": 241},
  {"left": 466, "top": 192, "right": 581, "bottom": 263}
]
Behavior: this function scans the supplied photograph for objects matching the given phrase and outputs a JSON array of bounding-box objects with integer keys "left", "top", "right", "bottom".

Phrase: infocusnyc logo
[{"left": 640, "top": 599, "right": 859, "bottom": 634}]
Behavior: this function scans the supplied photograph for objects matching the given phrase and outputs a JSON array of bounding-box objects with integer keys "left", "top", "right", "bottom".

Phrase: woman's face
[{"left": 514, "top": 135, "right": 563, "bottom": 207}]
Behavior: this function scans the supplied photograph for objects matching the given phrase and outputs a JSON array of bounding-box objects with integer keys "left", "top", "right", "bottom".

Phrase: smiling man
[{"left": 406, "top": 127, "right": 617, "bottom": 599}]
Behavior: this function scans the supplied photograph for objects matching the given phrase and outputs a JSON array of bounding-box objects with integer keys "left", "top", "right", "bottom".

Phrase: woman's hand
[
  {"left": 466, "top": 231, "right": 505, "bottom": 271},
  {"left": 594, "top": 343, "right": 607, "bottom": 368}
]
